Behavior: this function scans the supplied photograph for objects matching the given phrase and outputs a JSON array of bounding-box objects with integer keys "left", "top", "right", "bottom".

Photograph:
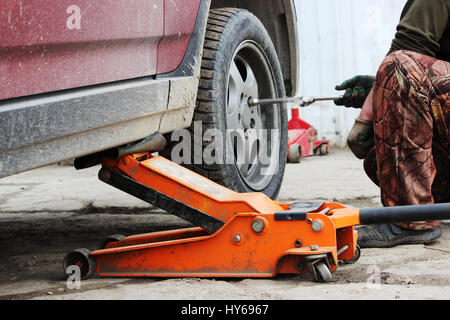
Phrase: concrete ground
[{"left": 0, "top": 148, "right": 449, "bottom": 300}]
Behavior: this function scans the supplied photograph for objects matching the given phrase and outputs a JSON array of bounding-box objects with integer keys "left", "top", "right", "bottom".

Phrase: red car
[{"left": 0, "top": 0, "right": 299, "bottom": 199}]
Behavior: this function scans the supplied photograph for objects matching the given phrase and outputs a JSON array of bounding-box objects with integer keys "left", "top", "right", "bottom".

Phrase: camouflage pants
[{"left": 364, "top": 50, "right": 450, "bottom": 230}]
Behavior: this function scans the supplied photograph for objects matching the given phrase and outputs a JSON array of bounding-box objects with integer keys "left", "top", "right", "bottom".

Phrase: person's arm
[
  {"left": 358, "top": 88, "right": 374, "bottom": 121},
  {"left": 389, "top": 0, "right": 449, "bottom": 57}
]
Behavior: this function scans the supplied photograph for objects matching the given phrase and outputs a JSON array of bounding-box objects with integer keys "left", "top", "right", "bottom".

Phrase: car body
[{"left": 0, "top": 0, "right": 299, "bottom": 186}]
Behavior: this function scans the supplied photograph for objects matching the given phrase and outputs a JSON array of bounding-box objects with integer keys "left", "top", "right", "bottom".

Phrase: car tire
[{"left": 191, "top": 8, "right": 288, "bottom": 199}]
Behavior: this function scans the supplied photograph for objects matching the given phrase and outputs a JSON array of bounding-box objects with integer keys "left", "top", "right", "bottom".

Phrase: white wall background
[{"left": 293, "top": 0, "right": 407, "bottom": 146}]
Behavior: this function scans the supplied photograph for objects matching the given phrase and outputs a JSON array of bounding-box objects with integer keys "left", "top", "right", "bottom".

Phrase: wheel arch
[{"left": 210, "top": 0, "right": 299, "bottom": 97}]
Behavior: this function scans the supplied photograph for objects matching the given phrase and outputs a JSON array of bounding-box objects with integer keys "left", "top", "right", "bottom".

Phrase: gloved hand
[
  {"left": 347, "top": 118, "right": 374, "bottom": 159},
  {"left": 334, "top": 75, "right": 375, "bottom": 108}
]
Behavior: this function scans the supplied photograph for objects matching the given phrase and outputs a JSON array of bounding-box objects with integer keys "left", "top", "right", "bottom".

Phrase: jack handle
[{"left": 358, "top": 203, "right": 450, "bottom": 225}]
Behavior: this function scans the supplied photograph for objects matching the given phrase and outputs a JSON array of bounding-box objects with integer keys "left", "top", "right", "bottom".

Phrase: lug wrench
[{"left": 248, "top": 95, "right": 343, "bottom": 107}]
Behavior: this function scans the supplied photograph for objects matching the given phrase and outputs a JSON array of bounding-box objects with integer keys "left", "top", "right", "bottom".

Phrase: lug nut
[{"left": 233, "top": 235, "right": 241, "bottom": 243}]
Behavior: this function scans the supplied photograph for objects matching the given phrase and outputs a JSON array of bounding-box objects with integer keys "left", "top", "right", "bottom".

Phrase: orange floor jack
[{"left": 65, "top": 143, "right": 450, "bottom": 282}]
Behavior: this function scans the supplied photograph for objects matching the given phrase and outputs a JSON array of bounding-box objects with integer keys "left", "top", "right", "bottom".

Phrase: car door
[{"left": 0, "top": 0, "right": 165, "bottom": 100}]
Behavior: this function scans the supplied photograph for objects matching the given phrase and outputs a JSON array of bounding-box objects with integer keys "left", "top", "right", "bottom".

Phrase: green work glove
[
  {"left": 334, "top": 75, "right": 375, "bottom": 108},
  {"left": 347, "top": 118, "right": 374, "bottom": 159}
]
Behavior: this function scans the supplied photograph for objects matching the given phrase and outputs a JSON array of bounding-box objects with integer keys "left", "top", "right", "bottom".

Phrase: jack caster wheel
[
  {"left": 314, "top": 261, "right": 333, "bottom": 282},
  {"left": 63, "top": 248, "right": 96, "bottom": 280},
  {"left": 101, "top": 234, "right": 125, "bottom": 249},
  {"left": 288, "top": 144, "right": 301, "bottom": 163},
  {"left": 343, "top": 244, "right": 361, "bottom": 265},
  {"left": 319, "top": 144, "right": 329, "bottom": 156}
]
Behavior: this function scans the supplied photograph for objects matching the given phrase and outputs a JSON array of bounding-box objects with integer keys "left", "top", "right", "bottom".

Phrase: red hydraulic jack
[
  {"left": 65, "top": 143, "right": 450, "bottom": 282},
  {"left": 287, "top": 107, "right": 330, "bottom": 163}
]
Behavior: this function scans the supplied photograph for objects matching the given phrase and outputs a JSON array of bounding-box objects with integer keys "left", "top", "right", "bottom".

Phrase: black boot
[{"left": 356, "top": 224, "right": 441, "bottom": 248}]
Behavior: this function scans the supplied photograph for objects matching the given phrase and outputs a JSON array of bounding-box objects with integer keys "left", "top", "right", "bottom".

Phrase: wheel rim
[{"left": 225, "top": 41, "right": 281, "bottom": 191}]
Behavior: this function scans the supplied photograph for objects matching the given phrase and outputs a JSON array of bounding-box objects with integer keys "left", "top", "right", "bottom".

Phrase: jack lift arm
[{"left": 65, "top": 137, "right": 450, "bottom": 282}]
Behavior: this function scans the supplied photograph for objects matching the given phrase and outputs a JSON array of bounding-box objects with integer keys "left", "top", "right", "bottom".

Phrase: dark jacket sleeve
[{"left": 389, "top": 0, "right": 449, "bottom": 57}]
